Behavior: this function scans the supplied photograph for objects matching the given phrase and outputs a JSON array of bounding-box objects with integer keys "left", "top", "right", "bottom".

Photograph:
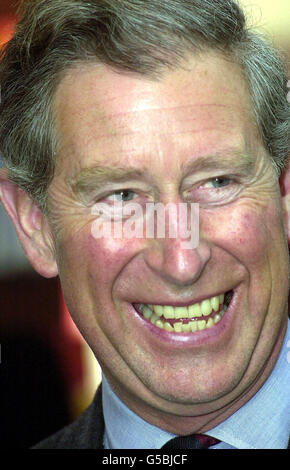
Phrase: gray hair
[{"left": 0, "top": 0, "right": 289, "bottom": 211}]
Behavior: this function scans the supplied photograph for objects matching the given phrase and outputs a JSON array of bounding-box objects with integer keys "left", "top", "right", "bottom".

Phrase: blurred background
[{"left": 0, "top": 0, "right": 289, "bottom": 449}]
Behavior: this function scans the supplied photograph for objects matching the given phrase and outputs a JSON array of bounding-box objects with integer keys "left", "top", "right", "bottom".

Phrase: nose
[
  {"left": 143, "top": 203, "right": 211, "bottom": 286},
  {"left": 144, "top": 239, "right": 211, "bottom": 286}
]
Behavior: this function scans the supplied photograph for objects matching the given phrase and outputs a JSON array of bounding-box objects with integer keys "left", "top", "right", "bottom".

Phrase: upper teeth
[
  {"left": 137, "top": 294, "right": 227, "bottom": 333},
  {"left": 140, "top": 294, "right": 224, "bottom": 320}
]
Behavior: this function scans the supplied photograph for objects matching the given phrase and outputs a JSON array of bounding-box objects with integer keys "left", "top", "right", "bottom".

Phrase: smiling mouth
[{"left": 135, "top": 291, "right": 233, "bottom": 333}]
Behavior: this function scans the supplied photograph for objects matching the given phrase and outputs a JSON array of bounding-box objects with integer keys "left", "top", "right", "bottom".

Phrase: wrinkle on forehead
[
  {"left": 53, "top": 52, "right": 253, "bottom": 134},
  {"left": 52, "top": 53, "right": 259, "bottom": 182},
  {"left": 55, "top": 102, "right": 254, "bottom": 175}
]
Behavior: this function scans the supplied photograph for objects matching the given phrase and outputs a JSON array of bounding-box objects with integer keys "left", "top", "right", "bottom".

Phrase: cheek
[
  {"left": 56, "top": 229, "right": 143, "bottom": 331},
  {"left": 202, "top": 203, "right": 283, "bottom": 267},
  {"left": 85, "top": 233, "right": 144, "bottom": 290},
  {"left": 57, "top": 220, "right": 135, "bottom": 274}
]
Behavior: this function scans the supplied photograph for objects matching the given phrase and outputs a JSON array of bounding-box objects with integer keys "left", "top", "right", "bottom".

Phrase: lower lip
[{"left": 131, "top": 293, "right": 236, "bottom": 347}]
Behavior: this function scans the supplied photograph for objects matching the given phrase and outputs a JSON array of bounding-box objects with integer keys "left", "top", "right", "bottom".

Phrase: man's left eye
[
  {"left": 203, "top": 177, "right": 232, "bottom": 189},
  {"left": 107, "top": 190, "right": 137, "bottom": 202}
]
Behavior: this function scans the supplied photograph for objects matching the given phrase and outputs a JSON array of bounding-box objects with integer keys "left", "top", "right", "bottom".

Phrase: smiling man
[{"left": 0, "top": 0, "right": 289, "bottom": 449}]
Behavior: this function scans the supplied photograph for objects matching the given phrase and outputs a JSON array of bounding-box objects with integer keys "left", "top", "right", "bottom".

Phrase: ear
[
  {"left": 0, "top": 168, "right": 58, "bottom": 278},
  {"left": 279, "top": 161, "right": 290, "bottom": 243}
]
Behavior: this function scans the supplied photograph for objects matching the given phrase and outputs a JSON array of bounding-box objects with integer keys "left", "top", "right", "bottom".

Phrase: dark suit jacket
[
  {"left": 33, "top": 386, "right": 104, "bottom": 449},
  {"left": 33, "top": 385, "right": 290, "bottom": 449}
]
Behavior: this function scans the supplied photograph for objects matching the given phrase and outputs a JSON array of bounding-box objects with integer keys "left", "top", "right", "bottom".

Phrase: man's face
[{"left": 48, "top": 52, "right": 289, "bottom": 430}]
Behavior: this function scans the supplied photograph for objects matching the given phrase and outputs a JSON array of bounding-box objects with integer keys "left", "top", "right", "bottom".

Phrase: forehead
[{"left": 52, "top": 52, "right": 259, "bottom": 177}]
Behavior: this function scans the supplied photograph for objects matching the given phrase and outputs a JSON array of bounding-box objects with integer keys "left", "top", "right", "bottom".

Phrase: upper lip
[{"left": 134, "top": 290, "right": 231, "bottom": 308}]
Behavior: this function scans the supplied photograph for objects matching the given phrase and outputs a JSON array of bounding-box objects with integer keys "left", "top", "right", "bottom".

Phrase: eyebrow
[
  {"left": 71, "top": 166, "right": 153, "bottom": 198},
  {"left": 181, "top": 150, "right": 256, "bottom": 177},
  {"left": 71, "top": 149, "right": 256, "bottom": 197}
]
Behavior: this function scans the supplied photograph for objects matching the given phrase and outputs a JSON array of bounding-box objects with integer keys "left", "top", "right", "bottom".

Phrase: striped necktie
[{"left": 162, "top": 433, "right": 220, "bottom": 449}]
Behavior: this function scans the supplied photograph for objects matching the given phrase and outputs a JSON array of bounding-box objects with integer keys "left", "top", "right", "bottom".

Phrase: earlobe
[
  {"left": 0, "top": 169, "right": 58, "bottom": 278},
  {"left": 279, "top": 161, "right": 290, "bottom": 243}
]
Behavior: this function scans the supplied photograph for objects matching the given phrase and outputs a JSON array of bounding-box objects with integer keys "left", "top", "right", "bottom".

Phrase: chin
[{"left": 137, "top": 362, "right": 247, "bottom": 411}]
